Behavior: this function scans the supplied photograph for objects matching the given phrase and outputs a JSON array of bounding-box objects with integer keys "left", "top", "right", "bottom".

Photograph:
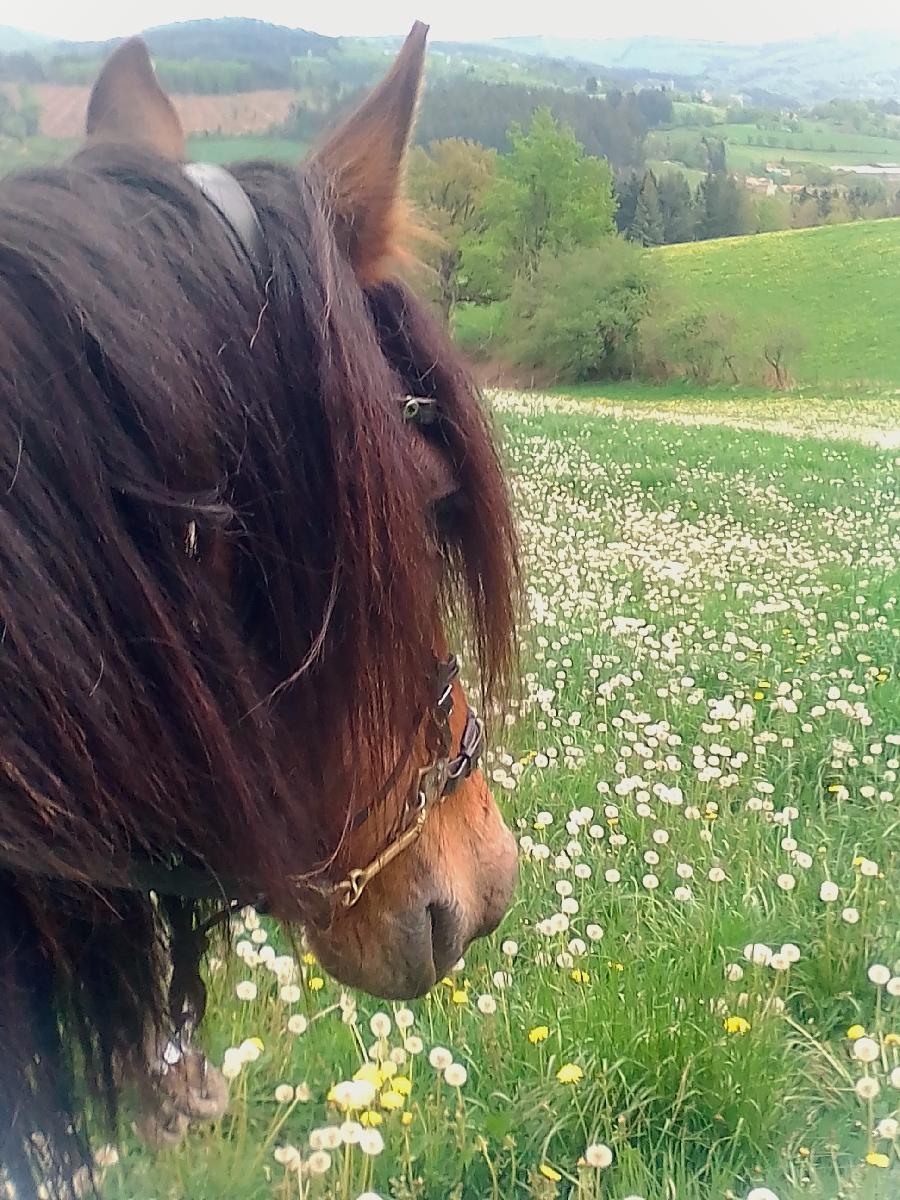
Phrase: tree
[
  {"left": 654, "top": 305, "right": 742, "bottom": 384},
  {"left": 407, "top": 139, "right": 497, "bottom": 315},
  {"left": 585, "top": 74, "right": 599, "bottom": 96},
  {"left": 615, "top": 172, "right": 641, "bottom": 234},
  {"left": 475, "top": 109, "right": 616, "bottom": 287},
  {"left": 657, "top": 171, "right": 697, "bottom": 243},
  {"left": 756, "top": 194, "right": 792, "bottom": 232},
  {"left": 698, "top": 173, "right": 754, "bottom": 240},
  {"left": 761, "top": 320, "right": 806, "bottom": 388},
  {"left": 702, "top": 136, "right": 727, "bottom": 174},
  {"left": 628, "top": 171, "right": 665, "bottom": 246},
  {"left": 502, "top": 240, "right": 655, "bottom": 381}
]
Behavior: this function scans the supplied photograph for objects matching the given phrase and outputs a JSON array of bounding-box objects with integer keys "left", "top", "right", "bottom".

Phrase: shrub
[{"left": 501, "top": 240, "right": 655, "bottom": 382}]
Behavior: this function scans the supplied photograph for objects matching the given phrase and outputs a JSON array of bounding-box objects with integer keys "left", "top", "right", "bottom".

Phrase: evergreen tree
[
  {"left": 628, "top": 171, "right": 665, "bottom": 246},
  {"left": 658, "top": 171, "right": 697, "bottom": 243},
  {"left": 615, "top": 172, "right": 641, "bottom": 234}
]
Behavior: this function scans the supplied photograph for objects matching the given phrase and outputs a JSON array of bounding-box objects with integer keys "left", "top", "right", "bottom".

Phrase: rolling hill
[
  {"left": 656, "top": 217, "right": 900, "bottom": 386},
  {"left": 493, "top": 30, "right": 900, "bottom": 104}
]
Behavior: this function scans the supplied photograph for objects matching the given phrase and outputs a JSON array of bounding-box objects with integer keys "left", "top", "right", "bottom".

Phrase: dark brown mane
[{"left": 0, "top": 143, "right": 517, "bottom": 1192}]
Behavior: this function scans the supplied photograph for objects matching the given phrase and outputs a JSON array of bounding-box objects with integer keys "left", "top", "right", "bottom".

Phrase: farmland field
[
  {"left": 95, "top": 394, "right": 900, "bottom": 1200},
  {"left": 0, "top": 133, "right": 309, "bottom": 175}
]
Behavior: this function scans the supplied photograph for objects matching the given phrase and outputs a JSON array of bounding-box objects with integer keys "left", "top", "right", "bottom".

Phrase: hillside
[
  {"left": 656, "top": 217, "right": 900, "bottom": 385},
  {"left": 494, "top": 30, "right": 900, "bottom": 104},
  {"left": 0, "top": 26, "right": 49, "bottom": 53}
]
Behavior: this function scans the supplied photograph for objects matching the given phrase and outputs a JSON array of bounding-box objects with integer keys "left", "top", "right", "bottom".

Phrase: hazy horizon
[{"left": 12, "top": 2, "right": 900, "bottom": 46}]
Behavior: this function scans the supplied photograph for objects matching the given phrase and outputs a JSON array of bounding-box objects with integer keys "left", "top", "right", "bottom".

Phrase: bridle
[{"left": 324, "top": 653, "right": 485, "bottom": 910}]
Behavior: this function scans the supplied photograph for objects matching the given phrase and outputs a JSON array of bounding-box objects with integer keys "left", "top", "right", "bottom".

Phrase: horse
[{"left": 0, "top": 25, "right": 518, "bottom": 1196}]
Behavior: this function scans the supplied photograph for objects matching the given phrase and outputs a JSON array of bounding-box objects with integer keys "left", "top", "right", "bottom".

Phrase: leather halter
[{"left": 318, "top": 654, "right": 485, "bottom": 910}]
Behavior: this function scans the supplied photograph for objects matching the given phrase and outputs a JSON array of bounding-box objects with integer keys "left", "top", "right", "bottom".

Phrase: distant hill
[
  {"left": 61, "top": 17, "right": 334, "bottom": 63},
  {"left": 492, "top": 30, "right": 900, "bottom": 104},
  {"left": 0, "top": 25, "right": 50, "bottom": 53},
  {"left": 657, "top": 218, "right": 900, "bottom": 385}
]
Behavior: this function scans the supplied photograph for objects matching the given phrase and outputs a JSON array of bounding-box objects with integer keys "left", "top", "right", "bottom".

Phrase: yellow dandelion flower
[
  {"left": 247, "top": 1036, "right": 265, "bottom": 1052},
  {"left": 723, "top": 1016, "right": 751, "bottom": 1035},
  {"left": 758, "top": 681, "right": 771, "bottom": 690},
  {"left": 380, "top": 1090, "right": 405, "bottom": 1110},
  {"left": 609, "top": 961, "right": 624, "bottom": 972},
  {"left": 539, "top": 1164, "right": 561, "bottom": 1182},
  {"left": 354, "top": 1063, "right": 386, "bottom": 1088},
  {"left": 884, "top": 1032, "right": 900, "bottom": 1047},
  {"left": 360, "top": 1110, "right": 383, "bottom": 1126},
  {"left": 451, "top": 989, "right": 469, "bottom": 1005},
  {"left": 865, "top": 1152, "right": 890, "bottom": 1168},
  {"left": 528, "top": 1025, "right": 550, "bottom": 1044},
  {"left": 556, "top": 1063, "right": 583, "bottom": 1084},
  {"left": 753, "top": 691, "right": 765, "bottom": 701},
  {"left": 570, "top": 969, "right": 590, "bottom": 984},
  {"left": 302, "top": 952, "right": 317, "bottom": 965},
  {"left": 847, "top": 1024, "right": 866, "bottom": 1041},
  {"left": 392, "top": 1075, "right": 412, "bottom": 1096},
  {"left": 401, "top": 1111, "right": 413, "bottom": 1126},
  {"left": 308, "top": 977, "right": 324, "bottom": 991},
  {"left": 440, "top": 977, "right": 454, "bottom": 987}
]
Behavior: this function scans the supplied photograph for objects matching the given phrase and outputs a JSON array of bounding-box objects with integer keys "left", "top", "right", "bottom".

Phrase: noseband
[{"left": 324, "top": 654, "right": 485, "bottom": 910}]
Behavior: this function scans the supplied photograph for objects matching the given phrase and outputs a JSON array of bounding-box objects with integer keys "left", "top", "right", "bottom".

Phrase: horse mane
[{"left": 0, "top": 144, "right": 517, "bottom": 1192}]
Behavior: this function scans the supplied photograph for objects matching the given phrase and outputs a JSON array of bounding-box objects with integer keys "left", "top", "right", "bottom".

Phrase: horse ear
[
  {"left": 312, "top": 22, "right": 428, "bottom": 285},
  {"left": 86, "top": 38, "right": 186, "bottom": 160}
]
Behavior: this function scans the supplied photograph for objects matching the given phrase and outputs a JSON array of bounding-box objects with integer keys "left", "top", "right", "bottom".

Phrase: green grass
[
  {"left": 186, "top": 134, "right": 308, "bottom": 164},
  {"left": 91, "top": 400, "right": 900, "bottom": 1200},
  {"left": 656, "top": 218, "right": 900, "bottom": 386},
  {"left": 645, "top": 158, "right": 707, "bottom": 187},
  {"left": 652, "top": 117, "right": 900, "bottom": 175}
]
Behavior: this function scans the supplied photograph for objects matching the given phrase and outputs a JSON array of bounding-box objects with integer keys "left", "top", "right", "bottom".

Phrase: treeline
[
  {"left": 281, "top": 77, "right": 673, "bottom": 169},
  {"left": 0, "top": 51, "right": 301, "bottom": 92},
  {"left": 615, "top": 169, "right": 900, "bottom": 245}
]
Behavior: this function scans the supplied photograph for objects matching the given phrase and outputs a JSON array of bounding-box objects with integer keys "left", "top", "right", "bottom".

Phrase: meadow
[
  {"left": 656, "top": 219, "right": 900, "bottom": 387},
  {"left": 649, "top": 120, "right": 900, "bottom": 174},
  {"left": 92, "top": 393, "right": 899, "bottom": 1200}
]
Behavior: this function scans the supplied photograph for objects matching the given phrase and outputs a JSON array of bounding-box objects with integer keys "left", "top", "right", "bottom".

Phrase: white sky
[{"left": 15, "top": 1, "right": 900, "bottom": 45}]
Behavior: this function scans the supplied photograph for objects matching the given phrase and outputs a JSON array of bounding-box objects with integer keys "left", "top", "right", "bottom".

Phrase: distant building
[
  {"left": 834, "top": 163, "right": 900, "bottom": 179},
  {"left": 744, "top": 176, "right": 777, "bottom": 195}
]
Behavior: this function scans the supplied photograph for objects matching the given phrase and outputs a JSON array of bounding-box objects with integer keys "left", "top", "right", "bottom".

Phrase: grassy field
[
  {"left": 651, "top": 119, "right": 900, "bottom": 175},
  {"left": 88, "top": 396, "right": 899, "bottom": 1200},
  {"left": 657, "top": 218, "right": 900, "bottom": 386}
]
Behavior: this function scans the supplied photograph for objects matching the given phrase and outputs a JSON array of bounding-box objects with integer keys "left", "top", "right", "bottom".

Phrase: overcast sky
[{"left": 17, "top": 1, "right": 900, "bottom": 44}]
